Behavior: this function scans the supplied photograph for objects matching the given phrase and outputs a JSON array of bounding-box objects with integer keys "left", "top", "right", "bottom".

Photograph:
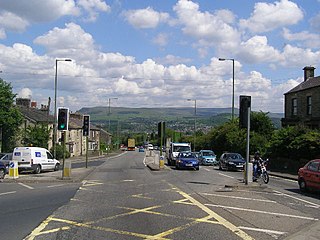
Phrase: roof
[
  {"left": 18, "top": 106, "right": 54, "bottom": 123},
  {"left": 285, "top": 76, "right": 320, "bottom": 94}
]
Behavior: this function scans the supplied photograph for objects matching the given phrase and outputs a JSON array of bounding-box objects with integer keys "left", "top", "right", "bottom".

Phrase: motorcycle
[{"left": 253, "top": 158, "right": 269, "bottom": 184}]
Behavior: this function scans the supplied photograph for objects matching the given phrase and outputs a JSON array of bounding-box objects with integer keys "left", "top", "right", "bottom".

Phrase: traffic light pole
[
  {"left": 86, "top": 136, "right": 88, "bottom": 168},
  {"left": 61, "top": 131, "right": 65, "bottom": 179}
]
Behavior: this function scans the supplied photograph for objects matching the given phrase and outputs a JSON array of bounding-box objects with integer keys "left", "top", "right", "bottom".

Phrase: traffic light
[
  {"left": 57, "top": 108, "right": 69, "bottom": 131},
  {"left": 239, "top": 95, "right": 251, "bottom": 129},
  {"left": 83, "top": 115, "right": 90, "bottom": 136}
]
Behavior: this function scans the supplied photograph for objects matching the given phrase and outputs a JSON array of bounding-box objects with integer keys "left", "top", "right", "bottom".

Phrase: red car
[{"left": 298, "top": 159, "right": 320, "bottom": 192}]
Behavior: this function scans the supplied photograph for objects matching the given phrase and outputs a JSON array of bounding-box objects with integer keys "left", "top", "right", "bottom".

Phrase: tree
[
  {"left": 22, "top": 124, "right": 50, "bottom": 149},
  {"left": 250, "top": 111, "right": 275, "bottom": 138},
  {"left": 0, "top": 79, "right": 23, "bottom": 152}
]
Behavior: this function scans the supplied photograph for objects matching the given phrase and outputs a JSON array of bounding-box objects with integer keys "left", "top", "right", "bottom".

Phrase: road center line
[
  {"left": 47, "top": 184, "right": 65, "bottom": 188},
  {"left": 203, "top": 168, "right": 211, "bottom": 172},
  {"left": 0, "top": 191, "right": 16, "bottom": 196},
  {"left": 18, "top": 183, "right": 34, "bottom": 189},
  {"left": 200, "top": 192, "right": 276, "bottom": 203},
  {"left": 218, "top": 173, "right": 235, "bottom": 179},
  {"left": 272, "top": 190, "right": 320, "bottom": 208},
  {"left": 205, "top": 203, "right": 318, "bottom": 221}
]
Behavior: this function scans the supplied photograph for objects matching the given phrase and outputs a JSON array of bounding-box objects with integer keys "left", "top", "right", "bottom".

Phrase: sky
[{"left": 0, "top": 0, "right": 320, "bottom": 114}]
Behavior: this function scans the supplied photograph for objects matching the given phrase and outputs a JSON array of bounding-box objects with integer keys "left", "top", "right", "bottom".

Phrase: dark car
[
  {"left": 0, "top": 161, "right": 8, "bottom": 180},
  {"left": 298, "top": 159, "right": 320, "bottom": 192},
  {"left": 0, "top": 153, "right": 12, "bottom": 167},
  {"left": 219, "top": 153, "right": 245, "bottom": 171},
  {"left": 176, "top": 151, "right": 199, "bottom": 170}
]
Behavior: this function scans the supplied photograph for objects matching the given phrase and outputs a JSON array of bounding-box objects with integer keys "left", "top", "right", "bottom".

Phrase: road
[{"left": 1, "top": 150, "right": 319, "bottom": 239}]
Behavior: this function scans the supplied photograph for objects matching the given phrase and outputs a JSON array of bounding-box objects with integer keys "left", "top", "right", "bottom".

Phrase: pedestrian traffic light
[
  {"left": 57, "top": 108, "right": 69, "bottom": 131},
  {"left": 83, "top": 115, "right": 90, "bottom": 136},
  {"left": 239, "top": 95, "right": 251, "bottom": 129}
]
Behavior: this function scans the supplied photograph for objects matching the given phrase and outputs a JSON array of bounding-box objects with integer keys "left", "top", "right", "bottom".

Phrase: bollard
[
  {"left": 8, "top": 161, "right": 19, "bottom": 179},
  {"left": 159, "top": 156, "right": 164, "bottom": 169},
  {"left": 63, "top": 159, "right": 71, "bottom": 179}
]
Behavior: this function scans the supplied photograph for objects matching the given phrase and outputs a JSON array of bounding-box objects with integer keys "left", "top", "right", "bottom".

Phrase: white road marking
[
  {"left": 123, "top": 180, "right": 135, "bottom": 182},
  {"left": 47, "top": 184, "right": 65, "bottom": 188},
  {"left": 201, "top": 192, "right": 276, "bottom": 203},
  {"left": 218, "top": 173, "right": 235, "bottom": 179},
  {"left": 270, "top": 175, "right": 297, "bottom": 183},
  {"left": 273, "top": 190, "right": 320, "bottom": 208},
  {"left": 0, "top": 191, "right": 16, "bottom": 196},
  {"left": 205, "top": 203, "right": 318, "bottom": 221},
  {"left": 143, "top": 157, "right": 147, "bottom": 166},
  {"left": 238, "top": 226, "right": 287, "bottom": 235},
  {"left": 203, "top": 168, "right": 211, "bottom": 172},
  {"left": 18, "top": 182, "right": 34, "bottom": 189}
]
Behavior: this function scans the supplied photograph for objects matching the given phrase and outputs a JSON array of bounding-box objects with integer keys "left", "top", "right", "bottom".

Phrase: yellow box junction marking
[{"left": 25, "top": 182, "right": 254, "bottom": 240}]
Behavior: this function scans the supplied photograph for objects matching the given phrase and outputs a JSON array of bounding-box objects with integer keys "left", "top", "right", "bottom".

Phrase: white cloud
[
  {"left": 238, "top": 36, "right": 282, "bottom": 63},
  {"left": 18, "top": 88, "right": 32, "bottom": 99},
  {"left": 282, "top": 28, "right": 320, "bottom": 48},
  {"left": 123, "top": 7, "right": 170, "bottom": 29},
  {"left": 310, "top": 13, "right": 320, "bottom": 32},
  {"left": 154, "top": 54, "right": 191, "bottom": 66},
  {"left": 0, "top": 11, "right": 29, "bottom": 32},
  {"left": 173, "top": 0, "right": 240, "bottom": 52},
  {"left": 239, "top": 0, "right": 303, "bottom": 33},
  {"left": 153, "top": 33, "right": 168, "bottom": 47},
  {"left": 281, "top": 44, "right": 320, "bottom": 67},
  {"left": 77, "top": 0, "right": 111, "bottom": 22}
]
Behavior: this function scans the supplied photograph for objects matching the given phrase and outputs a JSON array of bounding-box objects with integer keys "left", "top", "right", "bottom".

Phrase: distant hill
[{"left": 77, "top": 107, "right": 283, "bottom": 133}]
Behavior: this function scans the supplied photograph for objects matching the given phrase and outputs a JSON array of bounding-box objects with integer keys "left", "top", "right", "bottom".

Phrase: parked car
[
  {"left": 0, "top": 161, "right": 8, "bottom": 180},
  {"left": 176, "top": 151, "right": 199, "bottom": 170},
  {"left": 298, "top": 159, "right": 320, "bottom": 192},
  {"left": 0, "top": 153, "right": 13, "bottom": 166},
  {"left": 219, "top": 153, "right": 245, "bottom": 171},
  {"left": 198, "top": 150, "right": 217, "bottom": 166}
]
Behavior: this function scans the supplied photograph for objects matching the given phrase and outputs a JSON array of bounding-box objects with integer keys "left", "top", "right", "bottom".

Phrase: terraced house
[
  {"left": 16, "top": 98, "right": 110, "bottom": 157},
  {"left": 282, "top": 66, "right": 320, "bottom": 129}
]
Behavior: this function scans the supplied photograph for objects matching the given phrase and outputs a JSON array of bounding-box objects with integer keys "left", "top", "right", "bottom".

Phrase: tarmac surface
[{"left": 4, "top": 150, "right": 319, "bottom": 240}]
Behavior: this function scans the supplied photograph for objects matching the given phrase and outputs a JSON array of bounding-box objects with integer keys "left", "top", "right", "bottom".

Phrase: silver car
[{"left": 0, "top": 153, "right": 13, "bottom": 167}]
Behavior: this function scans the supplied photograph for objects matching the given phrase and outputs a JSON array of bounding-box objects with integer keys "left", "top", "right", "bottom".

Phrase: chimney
[
  {"left": 16, "top": 98, "right": 31, "bottom": 108},
  {"left": 303, "top": 66, "right": 315, "bottom": 81},
  {"left": 31, "top": 101, "right": 37, "bottom": 108}
]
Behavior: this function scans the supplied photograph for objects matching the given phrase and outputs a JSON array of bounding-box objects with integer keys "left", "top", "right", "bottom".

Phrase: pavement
[{"left": 3, "top": 151, "right": 123, "bottom": 183}]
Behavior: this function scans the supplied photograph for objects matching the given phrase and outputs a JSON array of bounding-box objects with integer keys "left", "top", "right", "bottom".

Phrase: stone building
[{"left": 282, "top": 66, "right": 320, "bottom": 128}]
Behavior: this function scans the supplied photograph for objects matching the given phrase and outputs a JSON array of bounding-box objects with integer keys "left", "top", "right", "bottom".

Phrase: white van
[{"left": 12, "top": 147, "right": 60, "bottom": 174}]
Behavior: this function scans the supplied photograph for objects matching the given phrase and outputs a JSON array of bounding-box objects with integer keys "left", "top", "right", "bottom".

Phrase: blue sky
[{"left": 0, "top": 0, "right": 320, "bottom": 113}]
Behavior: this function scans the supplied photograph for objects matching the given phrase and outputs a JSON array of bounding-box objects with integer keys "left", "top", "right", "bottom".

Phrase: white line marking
[
  {"left": 218, "top": 173, "right": 235, "bottom": 179},
  {"left": 123, "top": 180, "right": 135, "bottom": 182},
  {"left": 205, "top": 203, "right": 318, "bottom": 221},
  {"left": 203, "top": 168, "right": 211, "bottom": 172},
  {"left": 18, "top": 183, "right": 34, "bottom": 189},
  {"left": 270, "top": 175, "right": 296, "bottom": 183},
  {"left": 201, "top": 192, "right": 276, "bottom": 203},
  {"left": 47, "top": 184, "right": 65, "bottom": 188},
  {"left": 143, "top": 157, "right": 147, "bottom": 166},
  {"left": 273, "top": 190, "right": 320, "bottom": 208},
  {"left": 238, "top": 226, "right": 287, "bottom": 235},
  {"left": 0, "top": 191, "right": 16, "bottom": 196}
]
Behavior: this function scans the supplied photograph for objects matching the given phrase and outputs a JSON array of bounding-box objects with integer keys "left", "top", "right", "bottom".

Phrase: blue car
[
  {"left": 176, "top": 151, "right": 199, "bottom": 170},
  {"left": 198, "top": 150, "right": 217, "bottom": 165},
  {"left": 0, "top": 161, "right": 8, "bottom": 180}
]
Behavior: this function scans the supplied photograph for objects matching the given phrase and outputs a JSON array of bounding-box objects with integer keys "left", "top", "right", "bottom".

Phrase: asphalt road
[{"left": 19, "top": 151, "right": 319, "bottom": 240}]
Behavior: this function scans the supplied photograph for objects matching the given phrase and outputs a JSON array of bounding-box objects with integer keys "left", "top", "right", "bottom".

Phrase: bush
[{"left": 50, "top": 144, "right": 70, "bottom": 160}]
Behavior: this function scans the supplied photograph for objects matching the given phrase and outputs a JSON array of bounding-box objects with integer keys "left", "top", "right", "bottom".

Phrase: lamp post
[
  {"left": 219, "top": 58, "right": 235, "bottom": 121},
  {"left": 53, "top": 58, "right": 72, "bottom": 159},
  {"left": 187, "top": 99, "right": 196, "bottom": 152}
]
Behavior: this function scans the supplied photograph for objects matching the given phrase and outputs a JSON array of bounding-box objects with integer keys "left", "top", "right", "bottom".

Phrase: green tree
[
  {"left": 0, "top": 79, "right": 23, "bottom": 152},
  {"left": 250, "top": 111, "right": 275, "bottom": 138},
  {"left": 23, "top": 124, "right": 50, "bottom": 148}
]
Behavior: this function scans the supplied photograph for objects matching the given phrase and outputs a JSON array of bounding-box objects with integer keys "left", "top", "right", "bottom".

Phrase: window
[
  {"left": 292, "top": 98, "right": 297, "bottom": 116},
  {"left": 307, "top": 161, "right": 319, "bottom": 172},
  {"left": 307, "top": 96, "right": 312, "bottom": 115}
]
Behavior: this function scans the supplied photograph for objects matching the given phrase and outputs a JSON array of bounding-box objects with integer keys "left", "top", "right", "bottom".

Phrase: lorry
[
  {"left": 167, "top": 142, "right": 191, "bottom": 166},
  {"left": 127, "top": 139, "right": 135, "bottom": 151},
  {"left": 12, "top": 147, "right": 60, "bottom": 174}
]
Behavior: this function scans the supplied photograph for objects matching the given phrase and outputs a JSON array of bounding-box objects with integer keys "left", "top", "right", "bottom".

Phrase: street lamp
[
  {"left": 219, "top": 58, "right": 235, "bottom": 121},
  {"left": 53, "top": 58, "right": 72, "bottom": 159},
  {"left": 187, "top": 99, "right": 196, "bottom": 152}
]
